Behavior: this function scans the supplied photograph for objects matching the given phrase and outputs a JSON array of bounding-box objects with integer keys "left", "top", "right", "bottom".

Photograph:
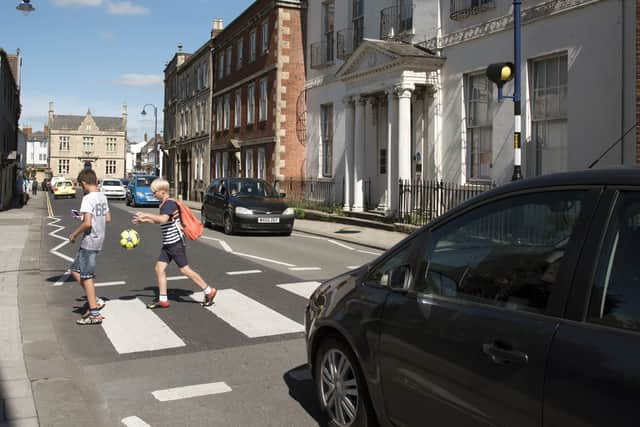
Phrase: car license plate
[{"left": 258, "top": 217, "right": 279, "bottom": 223}]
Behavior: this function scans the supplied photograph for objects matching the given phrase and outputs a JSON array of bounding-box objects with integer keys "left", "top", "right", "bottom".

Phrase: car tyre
[
  {"left": 223, "top": 213, "right": 235, "bottom": 235},
  {"left": 131, "top": 198, "right": 136, "bottom": 208},
  {"left": 125, "top": 197, "right": 130, "bottom": 206},
  {"left": 315, "top": 336, "right": 376, "bottom": 427}
]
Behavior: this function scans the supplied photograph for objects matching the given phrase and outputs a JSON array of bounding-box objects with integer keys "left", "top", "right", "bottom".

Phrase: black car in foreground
[
  {"left": 305, "top": 168, "right": 640, "bottom": 427},
  {"left": 201, "top": 177, "right": 295, "bottom": 235}
]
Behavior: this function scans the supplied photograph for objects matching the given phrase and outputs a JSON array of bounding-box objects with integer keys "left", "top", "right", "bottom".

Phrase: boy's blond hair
[{"left": 150, "top": 178, "right": 170, "bottom": 193}]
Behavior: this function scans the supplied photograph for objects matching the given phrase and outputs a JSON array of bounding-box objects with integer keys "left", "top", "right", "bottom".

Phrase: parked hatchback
[
  {"left": 305, "top": 169, "right": 640, "bottom": 427},
  {"left": 201, "top": 178, "right": 294, "bottom": 235}
]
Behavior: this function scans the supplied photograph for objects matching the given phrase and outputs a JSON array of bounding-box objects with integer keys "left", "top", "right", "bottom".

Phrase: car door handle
[{"left": 482, "top": 343, "right": 529, "bottom": 366}]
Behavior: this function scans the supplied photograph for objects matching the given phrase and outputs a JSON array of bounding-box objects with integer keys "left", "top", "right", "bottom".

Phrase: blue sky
[{"left": 1, "top": 0, "right": 253, "bottom": 142}]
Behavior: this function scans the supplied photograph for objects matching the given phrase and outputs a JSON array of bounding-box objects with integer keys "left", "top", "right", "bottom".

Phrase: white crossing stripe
[
  {"left": 277, "top": 281, "right": 321, "bottom": 299},
  {"left": 121, "top": 416, "right": 150, "bottom": 427},
  {"left": 226, "top": 270, "right": 261, "bottom": 276},
  {"left": 53, "top": 270, "right": 71, "bottom": 287},
  {"left": 152, "top": 381, "right": 232, "bottom": 402},
  {"left": 167, "top": 276, "right": 188, "bottom": 281},
  {"left": 190, "top": 289, "right": 304, "bottom": 338},
  {"left": 234, "top": 251, "right": 296, "bottom": 267},
  {"left": 100, "top": 298, "right": 185, "bottom": 354},
  {"left": 289, "top": 267, "right": 321, "bottom": 271},
  {"left": 347, "top": 265, "right": 360, "bottom": 269},
  {"left": 327, "top": 239, "right": 354, "bottom": 250},
  {"left": 95, "top": 281, "right": 126, "bottom": 287},
  {"left": 357, "top": 249, "right": 382, "bottom": 256}
]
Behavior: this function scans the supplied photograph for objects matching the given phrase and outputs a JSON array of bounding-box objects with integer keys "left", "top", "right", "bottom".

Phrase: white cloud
[
  {"left": 114, "top": 74, "right": 162, "bottom": 87},
  {"left": 51, "top": 0, "right": 102, "bottom": 6},
  {"left": 106, "top": 1, "right": 149, "bottom": 16}
]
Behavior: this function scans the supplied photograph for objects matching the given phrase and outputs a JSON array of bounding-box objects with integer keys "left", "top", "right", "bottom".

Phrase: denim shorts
[{"left": 70, "top": 248, "right": 99, "bottom": 279}]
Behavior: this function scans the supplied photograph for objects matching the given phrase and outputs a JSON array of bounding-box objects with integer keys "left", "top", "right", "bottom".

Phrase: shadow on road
[
  {"left": 283, "top": 364, "right": 327, "bottom": 426},
  {"left": 71, "top": 287, "right": 199, "bottom": 314}
]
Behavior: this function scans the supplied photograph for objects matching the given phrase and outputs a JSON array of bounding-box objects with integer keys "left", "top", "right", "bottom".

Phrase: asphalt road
[{"left": 41, "top": 191, "right": 380, "bottom": 427}]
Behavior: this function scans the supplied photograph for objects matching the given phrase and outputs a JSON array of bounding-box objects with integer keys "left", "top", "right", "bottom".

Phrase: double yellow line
[{"left": 46, "top": 192, "right": 54, "bottom": 217}]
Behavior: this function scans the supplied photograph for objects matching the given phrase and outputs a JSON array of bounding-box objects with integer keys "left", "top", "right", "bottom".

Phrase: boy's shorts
[
  {"left": 158, "top": 242, "right": 188, "bottom": 268},
  {"left": 71, "top": 248, "right": 98, "bottom": 279}
]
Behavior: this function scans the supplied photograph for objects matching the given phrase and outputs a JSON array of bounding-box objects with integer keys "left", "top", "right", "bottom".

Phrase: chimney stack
[
  {"left": 23, "top": 127, "right": 32, "bottom": 138},
  {"left": 48, "top": 100, "right": 54, "bottom": 123},
  {"left": 211, "top": 18, "right": 224, "bottom": 38}
]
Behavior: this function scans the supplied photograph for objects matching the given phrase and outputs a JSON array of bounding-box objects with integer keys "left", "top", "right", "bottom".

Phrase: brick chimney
[
  {"left": 44, "top": 125, "right": 49, "bottom": 137},
  {"left": 211, "top": 18, "right": 224, "bottom": 39},
  {"left": 23, "top": 127, "right": 32, "bottom": 138}
]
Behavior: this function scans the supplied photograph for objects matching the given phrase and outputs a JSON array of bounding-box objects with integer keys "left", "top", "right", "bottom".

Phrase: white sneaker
[{"left": 96, "top": 297, "right": 105, "bottom": 309}]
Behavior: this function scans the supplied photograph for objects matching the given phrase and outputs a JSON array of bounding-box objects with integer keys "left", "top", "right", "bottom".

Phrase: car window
[
  {"left": 102, "top": 180, "right": 121, "bottom": 186},
  {"left": 136, "top": 177, "right": 153, "bottom": 186},
  {"left": 366, "top": 243, "right": 414, "bottom": 289},
  {"left": 418, "top": 190, "right": 587, "bottom": 314},
  {"left": 588, "top": 192, "right": 640, "bottom": 332},
  {"left": 228, "top": 179, "right": 275, "bottom": 197}
]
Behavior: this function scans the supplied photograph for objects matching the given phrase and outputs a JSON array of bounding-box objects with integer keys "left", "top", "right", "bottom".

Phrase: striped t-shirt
[{"left": 160, "top": 199, "right": 183, "bottom": 245}]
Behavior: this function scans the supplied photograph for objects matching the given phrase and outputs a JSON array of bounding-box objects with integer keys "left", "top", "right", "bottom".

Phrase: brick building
[{"left": 210, "top": 0, "right": 306, "bottom": 184}]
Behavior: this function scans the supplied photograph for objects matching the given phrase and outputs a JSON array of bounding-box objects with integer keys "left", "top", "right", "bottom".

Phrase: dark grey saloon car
[{"left": 305, "top": 168, "right": 640, "bottom": 427}]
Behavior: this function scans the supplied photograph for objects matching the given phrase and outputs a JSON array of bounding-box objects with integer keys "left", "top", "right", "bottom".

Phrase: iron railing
[
  {"left": 310, "top": 32, "right": 335, "bottom": 69},
  {"left": 450, "top": 0, "right": 496, "bottom": 21},
  {"left": 380, "top": 1, "right": 414, "bottom": 40},
  {"left": 274, "top": 178, "right": 338, "bottom": 206},
  {"left": 337, "top": 27, "right": 363, "bottom": 60},
  {"left": 398, "top": 179, "right": 493, "bottom": 225}
]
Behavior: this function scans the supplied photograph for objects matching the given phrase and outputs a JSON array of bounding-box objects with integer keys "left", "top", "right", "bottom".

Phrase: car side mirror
[
  {"left": 389, "top": 265, "right": 412, "bottom": 290},
  {"left": 279, "top": 191, "right": 286, "bottom": 198}
]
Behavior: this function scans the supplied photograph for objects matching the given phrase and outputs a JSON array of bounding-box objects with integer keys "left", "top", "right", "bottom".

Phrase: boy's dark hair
[{"left": 77, "top": 169, "right": 97, "bottom": 186}]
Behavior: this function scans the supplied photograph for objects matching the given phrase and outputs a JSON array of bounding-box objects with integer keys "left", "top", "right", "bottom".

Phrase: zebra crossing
[{"left": 63, "top": 280, "right": 322, "bottom": 355}]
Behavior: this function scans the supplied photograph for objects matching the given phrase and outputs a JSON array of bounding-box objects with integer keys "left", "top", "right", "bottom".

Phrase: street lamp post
[{"left": 141, "top": 104, "right": 161, "bottom": 177}]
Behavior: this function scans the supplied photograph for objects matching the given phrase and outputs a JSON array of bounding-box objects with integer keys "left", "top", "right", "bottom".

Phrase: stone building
[{"left": 47, "top": 102, "right": 127, "bottom": 181}]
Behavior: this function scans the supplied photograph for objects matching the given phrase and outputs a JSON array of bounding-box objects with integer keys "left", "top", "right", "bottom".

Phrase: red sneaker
[
  {"left": 147, "top": 300, "right": 170, "bottom": 309},
  {"left": 203, "top": 288, "right": 217, "bottom": 307}
]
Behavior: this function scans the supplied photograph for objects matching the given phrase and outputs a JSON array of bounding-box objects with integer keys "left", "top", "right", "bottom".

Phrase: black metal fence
[
  {"left": 274, "top": 178, "right": 338, "bottom": 206},
  {"left": 398, "top": 179, "right": 494, "bottom": 225}
]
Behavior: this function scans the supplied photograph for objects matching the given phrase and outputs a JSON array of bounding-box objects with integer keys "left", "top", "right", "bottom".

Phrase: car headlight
[
  {"left": 235, "top": 206, "right": 253, "bottom": 215},
  {"left": 282, "top": 207, "right": 295, "bottom": 216},
  {"left": 136, "top": 192, "right": 143, "bottom": 197}
]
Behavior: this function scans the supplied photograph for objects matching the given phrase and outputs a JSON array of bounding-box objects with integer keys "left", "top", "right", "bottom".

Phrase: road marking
[
  {"left": 347, "top": 265, "right": 361, "bottom": 269},
  {"left": 289, "top": 267, "right": 322, "bottom": 271},
  {"left": 277, "top": 281, "right": 321, "bottom": 299},
  {"left": 151, "top": 381, "right": 232, "bottom": 402},
  {"left": 95, "top": 280, "right": 126, "bottom": 287},
  {"left": 191, "top": 289, "right": 304, "bottom": 338},
  {"left": 121, "top": 416, "right": 150, "bottom": 427},
  {"left": 327, "top": 239, "right": 355, "bottom": 250},
  {"left": 234, "top": 251, "right": 296, "bottom": 267},
  {"left": 47, "top": 217, "right": 75, "bottom": 262},
  {"left": 100, "top": 298, "right": 185, "bottom": 354},
  {"left": 167, "top": 275, "right": 188, "bottom": 281},
  {"left": 226, "top": 270, "right": 262, "bottom": 276},
  {"left": 357, "top": 249, "right": 382, "bottom": 256},
  {"left": 53, "top": 270, "right": 71, "bottom": 287},
  {"left": 200, "top": 236, "right": 233, "bottom": 252}
]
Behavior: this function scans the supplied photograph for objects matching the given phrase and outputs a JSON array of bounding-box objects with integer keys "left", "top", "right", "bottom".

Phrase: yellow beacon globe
[{"left": 501, "top": 65, "right": 512, "bottom": 81}]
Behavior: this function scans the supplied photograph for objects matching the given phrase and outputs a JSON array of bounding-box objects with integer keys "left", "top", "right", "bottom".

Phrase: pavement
[
  {"left": 180, "top": 199, "right": 409, "bottom": 251},
  {"left": 0, "top": 193, "right": 405, "bottom": 426}
]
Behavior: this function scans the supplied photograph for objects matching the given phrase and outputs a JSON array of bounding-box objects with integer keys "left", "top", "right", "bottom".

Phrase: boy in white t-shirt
[{"left": 69, "top": 169, "right": 111, "bottom": 325}]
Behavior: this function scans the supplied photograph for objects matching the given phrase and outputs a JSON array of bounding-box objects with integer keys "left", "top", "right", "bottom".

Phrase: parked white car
[{"left": 99, "top": 178, "right": 126, "bottom": 199}]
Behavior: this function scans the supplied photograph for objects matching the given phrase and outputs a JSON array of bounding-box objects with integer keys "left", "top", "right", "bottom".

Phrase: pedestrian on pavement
[
  {"left": 132, "top": 178, "right": 217, "bottom": 309},
  {"left": 68, "top": 169, "right": 111, "bottom": 325},
  {"left": 31, "top": 179, "right": 38, "bottom": 198}
]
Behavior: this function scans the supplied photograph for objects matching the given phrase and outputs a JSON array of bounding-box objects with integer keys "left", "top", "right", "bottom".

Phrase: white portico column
[
  {"left": 396, "top": 84, "right": 414, "bottom": 183},
  {"left": 386, "top": 89, "right": 398, "bottom": 214},
  {"left": 343, "top": 96, "right": 355, "bottom": 211},
  {"left": 352, "top": 96, "right": 366, "bottom": 212}
]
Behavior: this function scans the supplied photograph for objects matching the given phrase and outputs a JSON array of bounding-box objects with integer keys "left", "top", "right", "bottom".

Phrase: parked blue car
[{"left": 125, "top": 175, "right": 160, "bottom": 207}]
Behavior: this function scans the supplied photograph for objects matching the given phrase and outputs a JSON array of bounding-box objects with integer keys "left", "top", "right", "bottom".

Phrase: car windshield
[
  {"left": 103, "top": 180, "right": 121, "bottom": 186},
  {"left": 136, "top": 177, "right": 154, "bottom": 187},
  {"left": 227, "top": 179, "right": 277, "bottom": 198},
  {"left": 60, "top": 182, "right": 72, "bottom": 188}
]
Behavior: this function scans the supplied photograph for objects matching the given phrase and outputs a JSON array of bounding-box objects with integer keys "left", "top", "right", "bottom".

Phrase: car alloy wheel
[
  {"left": 223, "top": 213, "right": 234, "bottom": 235},
  {"left": 320, "top": 348, "right": 359, "bottom": 426}
]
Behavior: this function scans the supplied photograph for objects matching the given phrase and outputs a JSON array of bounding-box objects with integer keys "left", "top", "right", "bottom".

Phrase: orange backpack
[{"left": 169, "top": 198, "right": 203, "bottom": 240}]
